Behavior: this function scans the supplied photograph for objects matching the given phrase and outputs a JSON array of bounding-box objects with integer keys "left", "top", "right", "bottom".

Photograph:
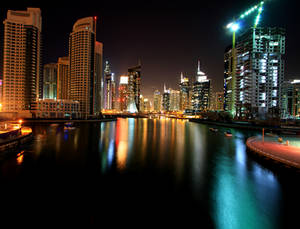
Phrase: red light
[{"left": 94, "top": 16, "right": 97, "bottom": 20}]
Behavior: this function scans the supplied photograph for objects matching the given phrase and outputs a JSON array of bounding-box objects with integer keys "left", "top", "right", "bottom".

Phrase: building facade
[
  {"left": 162, "top": 84, "right": 170, "bottom": 112},
  {"left": 153, "top": 90, "right": 162, "bottom": 112},
  {"left": 192, "top": 61, "right": 210, "bottom": 112},
  {"left": 282, "top": 79, "right": 300, "bottom": 118},
  {"left": 235, "top": 27, "right": 285, "bottom": 119},
  {"left": 179, "top": 72, "right": 191, "bottom": 112},
  {"left": 119, "top": 75, "right": 129, "bottom": 112},
  {"left": 128, "top": 64, "right": 141, "bottom": 112},
  {"left": 224, "top": 45, "right": 234, "bottom": 113},
  {"left": 57, "top": 57, "right": 70, "bottom": 100},
  {"left": 69, "top": 17, "right": 97, "bottom": 118},
  {"left": 95, "top": 42, "right": 103, "bottom": 114},
  {"left": 104, "top": 61, "right": 116, "bottom": 110},
  {"left": 43, "top": 63, "right": 57, "bottom": 99},
  {"left": 170, "top": 89, "right": 180, "bottom": 111},
  {"left": 32, "top": 99, "right": 79, "bottom": 118},
  {"left": 2, "top": 8, "right": 42, "bottom": 112}
]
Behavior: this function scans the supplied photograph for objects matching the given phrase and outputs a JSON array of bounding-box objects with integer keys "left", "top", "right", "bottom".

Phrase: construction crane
[{"left": 225, "top": 1, "right": 266, "bottom": 116}]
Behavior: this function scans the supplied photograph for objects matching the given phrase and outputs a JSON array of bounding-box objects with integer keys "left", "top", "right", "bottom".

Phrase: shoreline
[
  {"left": 189, "top": 118, "right": 300, "bottom": 133},
  {"left": 21, "top": 118, "right": 117, "bottom": 125}
]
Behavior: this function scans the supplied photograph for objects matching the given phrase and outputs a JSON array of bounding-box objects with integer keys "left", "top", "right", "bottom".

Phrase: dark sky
[{"left": 1, "top": 0, "right": 299, "bottom": 99}]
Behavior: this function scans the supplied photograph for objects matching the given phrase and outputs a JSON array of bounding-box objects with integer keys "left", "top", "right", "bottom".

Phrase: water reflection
[
  {"left": 213, "top": 131, "right": 280, "bottom": 229},
  {"left": 0, "top": 118, "right": 290, "bottom": 227}
]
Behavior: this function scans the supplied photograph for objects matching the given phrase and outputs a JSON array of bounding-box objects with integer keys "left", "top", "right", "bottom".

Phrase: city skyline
[{"left": 1, "top": 0, "right": 298, "bottom": 99}]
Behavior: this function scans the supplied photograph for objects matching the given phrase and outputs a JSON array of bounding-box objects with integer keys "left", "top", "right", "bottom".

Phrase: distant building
[
  {"left": 104, "top": 61, "right": 116, "bottom": 110},
  {"left": 170, "top": 89, "right": 180, "bottom": 111},
  {"left": 179, "top": 72, "right": 191, "bottom": 111},
  {"left": 2, "top": 8, "right": 42, "bottom": 112},
  {"left": 224, "top": 45, "right": 234, "bottom": 113},
  {"left": 43, "top": 63, "right": 57, "bottom": 99},
  {"left": 215, "top": 92, "right": 224, "bottom": 111},
  {"left": 57, "top": 57, "right": 70, "bottom": 100},
  {"left": 119, "top": 75, "right": 129, "bottom": 112},
  {"left": 282, "top": 79, "right": 300, "bottom": 118},
  {"left": 153, "top": 90, "right": 162, "bottom": 112},
  {"left": 192, "top": 61, "right": 210, "bottom": 112},
  {"left": 162, "top": 84, "right": 170, "bottom": 112},
  {"left": 128, "top": 64, "right": 141, "bottom": 111},
  {"left": 69, "top": 16, "right": 97, "bottom": 118}
]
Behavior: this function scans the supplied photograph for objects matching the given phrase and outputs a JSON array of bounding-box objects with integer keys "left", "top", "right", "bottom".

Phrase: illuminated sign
[{"left": 120, "top": 76, "right": 128, "bottom": 84}]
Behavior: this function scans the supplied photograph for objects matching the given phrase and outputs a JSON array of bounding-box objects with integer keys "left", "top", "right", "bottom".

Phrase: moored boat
[{"left": 224, "top": 131, "right": 232, "bottom": 137}]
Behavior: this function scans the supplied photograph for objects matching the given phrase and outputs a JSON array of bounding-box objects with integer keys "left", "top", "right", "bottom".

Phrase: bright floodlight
[{"left": 230, "top": 23, "right": 240, "bottom": 32}]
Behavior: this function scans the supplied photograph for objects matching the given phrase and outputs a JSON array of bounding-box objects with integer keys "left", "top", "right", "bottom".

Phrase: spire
[
  {"left": 180, "top": 72, "right": 184, "bottom": 83},
  {"left": 164, "top": 83, "right": 166, "bottom": 93},
  {"left": 197, "top": 60, "right": 201, "bottom": 74}
]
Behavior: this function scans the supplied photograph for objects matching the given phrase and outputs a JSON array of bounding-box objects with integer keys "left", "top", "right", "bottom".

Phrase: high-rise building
[
  {"left": 224, "top": 45, "right": 234, "bottom": 113},
  {"left": 104, "top": 61, "right": 113, "bottom": 109},
  {"left": 170, "top": 89, "right": 180, "bottom": 111},
  {"left": 69, "top": 17, "right": 97, "bottom": 118},
  {"left": 225, "top": 27, "right": 286, "bottom": 119},
  {"left": 57, "top": 57, "right": 70, "bottom": 100},
  {"left": 2, "top": 8, "right": 42, "bottom": 112},
  {"left": 179, "top": 72, "right": 191, "bottom": 111},
  {"left": 192, "top": 61, "right": 210, "bottom": 112},
  {"left": 162, "top": 84, "right": 170, "bottom": 112},
  {"left": 235, "top": 27, "right": 285, "bottom": 119},
  {"left": 95, "top": 42, "right": 103, "bottom": 114},
  {"left": 119, "top": 75, "right": 129, "bottom": 112},
  {"left": 128, "top": 64, "right": 141, "bottom": 111},
  {"left": 282, "top": 79, "right": 300, "bottom": 118},
  {"left": 43, "top": 63, "right": 57, "bottom": 99},
  {"left": 153, "top": 90, "right": 162, "bottom": 112}
]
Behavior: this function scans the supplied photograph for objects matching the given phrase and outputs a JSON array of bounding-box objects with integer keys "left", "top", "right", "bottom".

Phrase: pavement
[{"left": 247, "top": 136, "right": 300, "bottom": 169}]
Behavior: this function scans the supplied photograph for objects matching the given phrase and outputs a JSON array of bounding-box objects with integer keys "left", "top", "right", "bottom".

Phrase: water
[{"left": 0, "top": 118, "right": 299, "bottom": 227}]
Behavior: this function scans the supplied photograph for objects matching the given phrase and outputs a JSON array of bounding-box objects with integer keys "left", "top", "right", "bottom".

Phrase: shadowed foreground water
[{"left": 0, "top": 118, "right": 300, "bottom": 227}]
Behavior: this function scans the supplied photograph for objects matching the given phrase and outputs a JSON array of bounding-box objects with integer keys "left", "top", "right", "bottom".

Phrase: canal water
[{"left": 0, "top": 118, "right": 299, "bottom": 227}]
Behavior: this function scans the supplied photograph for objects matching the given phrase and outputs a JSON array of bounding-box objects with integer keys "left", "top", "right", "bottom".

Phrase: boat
[
  {"left": 209, "top": 128, "right": 218, "bottom": 132},
  {"left": 280, "top": 131, "right": 297, "bottom": 135},
  {"left": 64, "top": 122, "right": 75, "bottom": 131},
  {"left": 224, "top": 131, "right": 232, "bottom": 137}
]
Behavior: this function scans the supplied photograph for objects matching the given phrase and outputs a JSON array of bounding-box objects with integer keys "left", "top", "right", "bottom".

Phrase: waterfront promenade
[{"left": 247, "top": 136, "right": 300, "bottom": 169}]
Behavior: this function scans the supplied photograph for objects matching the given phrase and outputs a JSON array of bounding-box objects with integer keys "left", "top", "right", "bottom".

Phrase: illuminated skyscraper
[
  {"left": 162, "top": 84, "right": 170, "bottom": 112},
  {"left": 57, "top": 57, "right": 70, "bottom": 99},
  {"left": 235, "top": 27, "right": 285, "bottom": 118},
  {"left": 153, "top": 90, "right": 162, "bottom": 112},
  {"left": 224, "top": 45, "right": 234, "bottom": 113},
  {"left": 119, "top": 75, "right": 129, "bottom": 112},
  {"left": 192, "top": 61, "right": 210, "bottom": 112},
  {"left": 2, "top": 8, "right": 42, "bottom": 112},
  {"left": 69, "top": 17, "right": 97, "bottom": 117},
  {"left": 170, "top": 89, "right": 180, "bottom": 111},
  {"left": 95, "top": 41, "right": 103, "bottom": 113},
  {"left": 128, "top": 63, "right": 141, "bottom": 111},
  {"left": 43, "top": 63, "right": 57, "bottom": 99},
  {"left": 179, "top": 72, "right": 191, "bottom": 111},
  {"left": 104, "top": 61, "right": 116, "bottom": 110}
]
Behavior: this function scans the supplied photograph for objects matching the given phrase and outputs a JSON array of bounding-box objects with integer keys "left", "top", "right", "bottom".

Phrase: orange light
[{"left": 18, "top": 119, "right": 23, "bottom": 124}]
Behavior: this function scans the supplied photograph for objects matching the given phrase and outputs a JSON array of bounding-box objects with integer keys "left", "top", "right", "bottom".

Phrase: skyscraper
[
  {"left": 224, "top": 45, "right": 234, "bottom": 113},
  {"left": 104, "top": 61, "right": 116, "bottom": 110},
  {"left": 95, "top": 41, "right": 103, "bottom": 114},
  {"left": 57, "top": 56, "right": 70, "bottom": 100},
  {"left": 43, "top": 63, "right": 57, "bottom": 99},
  {"left": 192, "top": 61, "right": 210, "bottom": 112},
  {"left": 2, "top": 8, "right": 42, "bottom": 112},
  {"left": 235, "top": 27, "right": 285, "bottom": 118},
  {"left": 179, "top": 72, "right": 191, "bottom": 111},
  {"left": 162, "top": 84, "right": 170, "bottom": 112},
  {"left": 170, "top": 89, "right": 180, "bottom": 111},
  {"left": 153, "top": 90, "right": 162, "bottom": 112},
  {"left": 119, "top": 75, "right": 129, "bottom": 112},
  {"left": 69, "top": 17, "right": 97, "bottom": 118},
  {"left": 128, "top": 63, "right": 141, "bottom": 112}
]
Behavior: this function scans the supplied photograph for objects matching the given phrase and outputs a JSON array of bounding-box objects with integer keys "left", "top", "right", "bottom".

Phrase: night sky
[{"left": 1, "top": 0, "right": 299, "bottom": 99}]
